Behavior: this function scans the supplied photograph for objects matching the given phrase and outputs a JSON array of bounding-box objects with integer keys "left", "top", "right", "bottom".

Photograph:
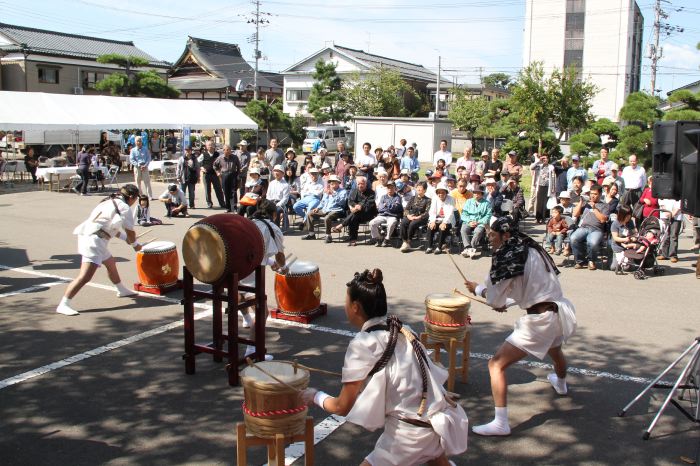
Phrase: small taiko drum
[
  {"left": 136, "top": 240, "right": 179, "bottom": 289},
  {"left": 424, "top": 293, "right": 471, "bottom": 343},
  {"left": 182, "top": 214, "right": 264, "bottom": 284},
  {"left": 274, "top": 261, "right": 321, "bottom": 315},
  {"left": 241, "top": 361, "right": 309, "bottom": 438}
]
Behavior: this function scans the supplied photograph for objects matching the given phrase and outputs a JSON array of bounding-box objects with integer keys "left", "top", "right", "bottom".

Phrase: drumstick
[
  {"left": 245, "top": 358, "right": 301, "bottom": 393},
  {"left": 452, "top": 288, "right": 489, "bottom": 307},
  {"left": 293, "top": 360, "right": 341, "bottom": 378},
  {"left": 446, "top": 252, "right": 469, "bottom": 284},
  {"left": 136, "top": 229, "right": 152, "bottom": 239}
]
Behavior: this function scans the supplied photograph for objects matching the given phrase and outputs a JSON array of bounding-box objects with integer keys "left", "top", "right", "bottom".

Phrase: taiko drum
[
  {"left": 136, "top": 240, "right": 179, "bottom": 288},
  {"left": 274, "top": 261, "right": 321, "bottom": 315},
  {"left": 424, "top": 293, "right": 471, "bottom": 343}
]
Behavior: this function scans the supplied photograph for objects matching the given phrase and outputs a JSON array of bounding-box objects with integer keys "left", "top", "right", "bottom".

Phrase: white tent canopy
[{"left": 0, "top": 91, "right": 258, "bottom": 131}]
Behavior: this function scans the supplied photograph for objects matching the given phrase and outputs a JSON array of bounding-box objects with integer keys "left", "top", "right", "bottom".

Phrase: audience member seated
[
  {"left": 568, "top": 176, "right": 584, "bottom": 204},
  {"left": 372, "top": 169, "right": 389, "bottom": 204},
  {"left": 266, "top": 165, "right": 291, "bottom": 231},
  {"left": 544, "top": 205, "right": 568, "bottom": 255},
  {"left": 331, "top": 176, "right": 376, "bottom": 247},
  {"left": 136, "top": 195, "right": 162, "bottom": 226},
  {"left": 460, "top": 184, "right": 491, "bottom": 259},
  {"left": 238, "top": 168, "right": 266, "bottom": 217},
  {"left": 603, "top": 181, "right": 620, "bottom": 220},
  {"left": 484, "top": 177, "right": 504, "bottom": 220},
  {"left": 159, "top": 184, "right": 189, "bottom": 218},
  {"left": 23, "top": 147, "right": 39, "bottom": 183},
  {"left": 451, "top": 179, "right": 472, "bottom": 220},
  {"left": 400, "top": 181, "right": 431, "bottom": 252},
  {"left": 501, "top": 176, "right": 525, "bottom": 223},
  {"left": 343, "top": 163, "right": 358, "bottom": 191},
  {"left": 285, "top": 167, "right": 300, "bottom": 205},
  {"left": 570, "top": 184, "right": 610, "bottom": 270},
  {"left": 369, "top": 180, "right": 403, "bottom": 247},
  {"left": 282, "top": 148, "right": 298, "bottom": 176},
  {"left": 609, "top": 205, "right": 637, "bottom": 270},
  {"left": 302, "top": 175, "right": 347, "bottom": 243},
  {"left": 293, "top": 167, "right": 323, "bottom": 223},
  {"left": 425, "top": 182, "right": 456, "bottom": 255},
  {"left": 396, "top": 181, "right": 415, "bottom": 210}
]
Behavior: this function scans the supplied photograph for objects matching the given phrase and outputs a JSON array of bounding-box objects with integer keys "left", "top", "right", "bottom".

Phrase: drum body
[
  {"left": 274, "top": 261, "right": 321, "bottom": 315},
  {"left": 136, "top": 240, "right": 179, "bottom": 288},
  {"left": 424, "top": 293, "right": 471, "bottom": 343},
  {"left": 241, "top": 361, "right": 309, "bottom": 438},
  {"left": 182, "top": 214, "right": 264, "bottom": 284}
]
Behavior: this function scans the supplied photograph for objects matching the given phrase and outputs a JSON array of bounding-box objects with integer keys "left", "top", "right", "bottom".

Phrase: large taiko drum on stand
[
  {"left": 136, "top": 240, "right": 179, "bottom": 289},
  {"left": 274, "top": 261, "right": 321, "bottom": 316},
  {"left": 424, "top": 293, "right": 471, "bottom": 343},
  {"left": 182, "top": 214, "right": 264, "bottom": 284},
  {"left": 241, "top": 361, "right": 309, "bottom": 438}
]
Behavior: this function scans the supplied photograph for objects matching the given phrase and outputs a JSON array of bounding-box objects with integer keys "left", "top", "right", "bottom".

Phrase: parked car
[{"left": 302, "top": 125, "right": 349, "bottom": 154}]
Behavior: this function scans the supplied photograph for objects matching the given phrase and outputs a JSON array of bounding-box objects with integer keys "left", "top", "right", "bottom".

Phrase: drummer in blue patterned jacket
[{"left": 301, "top": 175, "right": 347, "bottom": 243}]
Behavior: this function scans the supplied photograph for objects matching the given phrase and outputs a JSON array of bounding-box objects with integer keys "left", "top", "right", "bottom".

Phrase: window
[
  {"left": 286, "top": 89, "right": 310, "bottom": 101},
  {"left": 38, "top": 67, "right": 59, "bottom": 84},
  {"left": 83, "top": 71, "right": 108, "bottom": 89}
]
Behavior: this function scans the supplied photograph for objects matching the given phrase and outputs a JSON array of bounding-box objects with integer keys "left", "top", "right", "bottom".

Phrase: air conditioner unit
[{"left": 73, "top": 86, "right": 84, "bottom": 95}]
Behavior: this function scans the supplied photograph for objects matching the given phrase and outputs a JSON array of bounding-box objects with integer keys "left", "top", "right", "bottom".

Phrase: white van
[{"left": 302, "top": 126, "right": 350, "bottom": 155}]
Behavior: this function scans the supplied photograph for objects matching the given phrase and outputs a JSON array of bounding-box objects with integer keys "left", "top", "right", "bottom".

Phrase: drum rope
[
  {"left": 242, "top": 401, "right": 307, "bottom": 418},
  {"left": 424, "top": 317, "right": 468, "bottom": 328}
]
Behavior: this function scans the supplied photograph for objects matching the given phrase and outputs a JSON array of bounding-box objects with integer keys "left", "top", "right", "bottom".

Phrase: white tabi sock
[
  {"left": 56, "top": 297, "right": 79, "bottom": 316},
  {"left": 547, "top": 373, "right": 568, "bottom": 395},
  {"left": 472, "top": 406, "right": 511, "bottom": 436},
  {"left": 115, "top": 282, "right": 137, "bottom": 297},
  {"left": 239, "top": 311, "right": 254, "bottom": 328},
  {"left": 245, "top": 345, "right": 273, "bottom": 361}
]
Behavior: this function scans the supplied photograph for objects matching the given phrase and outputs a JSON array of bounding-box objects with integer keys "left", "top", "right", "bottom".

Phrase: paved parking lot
[{"left": 1, "top": 182, "right": 699, "bottom": 465}]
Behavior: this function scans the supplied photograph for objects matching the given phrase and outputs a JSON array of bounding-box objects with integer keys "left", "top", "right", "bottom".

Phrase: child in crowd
[
  {"left": 136, "top": 196, "right": 161, "bottom": 226},
  {"left": 300, "top": 269, "right": 469, "bottom": 466},
  {"left": 544, "top": 205, "right": 568, "bottom": 255}
]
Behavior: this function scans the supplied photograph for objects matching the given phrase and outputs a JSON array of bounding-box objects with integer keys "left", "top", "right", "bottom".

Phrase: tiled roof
[
  {"left": 334, "top": 45, "right": 438, "bottom": 83},
  {"left": 169, "top": 37, "right": 282, "bottom": 92},
  {"left": 0, "top": 22, "right": 169, "bottom": 67}
]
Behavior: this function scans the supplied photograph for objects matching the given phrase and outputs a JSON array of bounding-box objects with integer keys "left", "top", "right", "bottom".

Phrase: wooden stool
[
  {"left": 236, "top": 416, "right": 314, "bottom": 466},
  {"left": 420, "top": 332, "right": 470, "bottom": 392}
]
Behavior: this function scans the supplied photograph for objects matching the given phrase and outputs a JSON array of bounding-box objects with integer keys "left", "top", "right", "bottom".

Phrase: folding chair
[
  {"left": 105, "top": 165, "right": 120, "bottom": 191},
  {"left": 161, "top": 161, "right": 178, "bottom": 183}
]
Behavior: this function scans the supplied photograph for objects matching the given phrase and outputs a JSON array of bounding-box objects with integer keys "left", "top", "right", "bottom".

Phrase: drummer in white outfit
[
  {"left": 301, "top": 269, "right": 469, "bottom": 466},
  {"left": 464, "top": 216, "right": 577, "bottom": 436},
  {"left": 56, "top": 184, "right": 142, "bottom": 316}
]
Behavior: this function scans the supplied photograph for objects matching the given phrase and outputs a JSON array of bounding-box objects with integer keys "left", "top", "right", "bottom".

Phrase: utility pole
[
  {"left": 649, "top": 0, "right": 662, "bottom": 96},
  {"left": 246, "top": 0, "right": 269, "bottom": 100},
  {"left": 435, "top": 55, "right": 441, "bottom": 119}
]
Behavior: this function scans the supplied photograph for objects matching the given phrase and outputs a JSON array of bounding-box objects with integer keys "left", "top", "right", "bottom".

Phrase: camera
[{"left": 581, "top": 194, "right": 590, "bottom": 203}]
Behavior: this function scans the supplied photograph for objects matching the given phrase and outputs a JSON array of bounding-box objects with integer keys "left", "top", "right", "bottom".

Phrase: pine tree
[{"left": 307, "top": 59, "right": 347, "bottom": 124}]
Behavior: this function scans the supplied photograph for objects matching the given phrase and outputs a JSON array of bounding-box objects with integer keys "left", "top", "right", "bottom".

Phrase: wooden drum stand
[
  {"left": 236, "top": 417, "right": 314, "bottom": 466},
  {"left": 420, "top": 332, "right": 471, "bottom": 392},
  {"left": 182, "top": 265, "right": 268, "bottom": 386}
]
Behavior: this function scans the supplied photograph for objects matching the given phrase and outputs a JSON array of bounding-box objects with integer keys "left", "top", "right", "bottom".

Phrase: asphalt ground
[{"left": 1, "top": 178, "right": 699, "bottom": 465}]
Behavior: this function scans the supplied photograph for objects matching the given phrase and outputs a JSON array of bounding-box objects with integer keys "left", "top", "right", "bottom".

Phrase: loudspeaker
[
  {"left": 652, "top": 121, "right": 700, "bottom": 200},
  {"left": 680, "top": 129, "right": 700, "bottom": 216}
]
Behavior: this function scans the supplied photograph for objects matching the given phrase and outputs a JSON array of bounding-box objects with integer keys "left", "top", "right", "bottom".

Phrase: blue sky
[{"left": 2, "top": 0, "right": 699, "bottom": 97}]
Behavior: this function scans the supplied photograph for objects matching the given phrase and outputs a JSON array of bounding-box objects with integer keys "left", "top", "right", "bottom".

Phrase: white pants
[
  {"left": 366, "top": 417, "right": 444, "bottom": 466},
  {"left": 133, "top": 166, "right": 153, "bottom": 198},
  {"left": 369, "top": 216, "right": 399, "bottom": 240},
  {"left": 77, "top": 235, "right": 111, "bottom": 266},
  {"left": 506, "top": 310, "right": 564, "bottom": 360}
]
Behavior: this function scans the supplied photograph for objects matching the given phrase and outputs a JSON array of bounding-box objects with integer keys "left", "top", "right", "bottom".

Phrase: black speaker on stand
[{"left": 681, "top": 128, "right": 700, "bottom": 217}]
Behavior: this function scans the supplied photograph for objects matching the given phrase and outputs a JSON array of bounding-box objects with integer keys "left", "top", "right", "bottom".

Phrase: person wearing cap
[
  {"left": 198, "top": 139, "right": 225, "bottom": 208},
  {"left": 238, "top": 167, "right": 266, "bottom": 217},
  {"left": 604, "top": 163, "right": 624, "bottom": 196},
  {"left": 475, "top": 150, "right": 488, "bottom": 173},
  {"left": 557, "top": 191, "right": 573, "bottom": 218},
  {"left": 177, "top": 146, "right": 200, "bottom": 209},
  {"left": 485, "top": 177, "right": 504, "bottom": 220},
  {"left": 213, "top": 144, "right": 241, "bottom": 212},
  {"left": 463, "top": 216, "right": 576, "bottom": 437},
  {"left": 369, "top": 180, "right": 403, "bottom": 247},
  {"left": 314, "top": 147, "right": 330, "bottom": 169},
  {"left": 501, "top": 176, "right": 526, "bottom": 223},
  {"left": 355, "top": 142, "right": 377, "bottom": 183},
  {"left": 293, "top": 167, "right": 324, "bottom": 224},
  {"left": 159, "top": 183, "right": 189, "bottom": 217},
  {"left": 372, "top": 169, "right": 390, "bottom": 206},
  {"left": 455, "top": 147, "right": 477, "bottom": 177},
  {"left": 460, "top": 184, "right": 492, "bottom": 258},
  {"left": 331, "top": 176, "right": 377, "bottom": 246},
  {"left": 398, "top": 168, "right": 411, "bottom": 186},
  {"left": 445, "top": 175, "right": 457, "bottom": 191},
  {"left": 264, "top": 138, "right": 284, "bottom": 169},
  {"left": 301, "top": 175, "right": 347, "bottom": 243},
  {"left": 432, "top": 139, "right": 452, "bottom": 174},
  {"left": 531, "top": 153, "right": 556, "bottom": 224},
  {"left": 467, "top": 173, "right": 482, "bottom": 193},
  {"left": 395, "top": 180, "right": 415, "bottom": 209},
  {"left": 335, "top": 149, "right": 352, "bottom": 181},
  {"left": 399, "top": 145, "right": 420, "bottom": 182},
  {"left": 282, "top": 148, "right": 298, "bottom": 177},
  {"left": 235, "top": 140, "right": 251, "bottom": 200},
  {"left": 503, "top": 150, "right": 523, "bottom": 180},
  {"left": 425, "top": 182, "right": 456, "bottom": 255},
  {"left": 65, "top": 146, "right": 77, "bottom": 165},
  {"left": 266, "top": 165, "right": 291, "bottom": 231},
  {"left": 343, "top": 163, "right": 358, "bottom": 191},
  {"left": 566, "top": 155, "right": 587, "bottom": 191},
  {"left": 425, "top": 172, "right": 441, "bottom": 199}
]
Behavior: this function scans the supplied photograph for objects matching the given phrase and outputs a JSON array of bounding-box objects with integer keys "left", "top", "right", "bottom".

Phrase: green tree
[
  {"left": 664, "top": 89, "right": 700, "bottom": 121},
  {"left": 342, "top": 68, "right": 420, "bottom": 117},
  {"left": 509, "top": 62, "right": 551, "bottom": 154},
  {"left": 448, "top": 93, "right": 490, "bottom": 142},
  {"left": 568, "top": 118, "right": 621, "bottom": 158},
  {"left": 591, "top": 118, "right": 620, "bottom": 148},
  {"left": 548, "top": 66, "right": 598, "bottom": 141},
  {"left": 617, "top": 91, "right": 662, "bottom": 162},
  {"left": 482, "top": 72, "right": 512, "bottom": 90},
  {"left": 94, "top": 53, "right": 179, "bottom": 98},
  {"left": 286, "top": 113, "right": 307, "bottom": 148},
  {"left": 244, "top": 99, "right": 288, "bottom": 143},
  {"left": 307, "top": 59, "right": 347, "bottom": 124}
]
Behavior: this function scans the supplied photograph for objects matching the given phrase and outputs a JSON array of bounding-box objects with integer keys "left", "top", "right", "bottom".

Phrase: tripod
[{"left": 619, "top": 337, "right": 700, "bottom": 440}]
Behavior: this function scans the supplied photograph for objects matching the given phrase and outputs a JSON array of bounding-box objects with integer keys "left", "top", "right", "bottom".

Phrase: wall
[
  {"left": 354, "top": 118, "right": 452, "bottom": 163},
  {"left": 1, "top": 61, "right": 25, "bottom": 90}
]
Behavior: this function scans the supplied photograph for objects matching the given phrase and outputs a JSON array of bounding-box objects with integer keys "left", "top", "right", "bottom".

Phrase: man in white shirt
[
  {"left": 292, "top": 167, "right": 324, "bottom": 223},
  {"left": 433, "top": 139, "right": 452, "bottom": 173},
  {"left": 621, "top": 154, "right": 646, "bottom": 205},
  {"left": 159, "top": 184, "right": 189, "bottom": 217},
  {"left": 355, "top": 142, "right": 377, "bottom": 182},
  {"left": 266, "top": 165, "right": 291, "bottom": 231}
]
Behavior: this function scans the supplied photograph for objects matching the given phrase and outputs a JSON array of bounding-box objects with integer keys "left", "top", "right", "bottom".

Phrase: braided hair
[
  {"left": 100, "top": 183, "right": 139, "bottom": 204},
  {"left": 346, "top": 269, "right": 387, "bottom": 319}
]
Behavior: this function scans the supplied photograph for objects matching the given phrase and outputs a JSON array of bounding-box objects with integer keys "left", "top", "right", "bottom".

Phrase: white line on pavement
[
  {"left": 0, "top": 280, "right": 67, "bottom": 299},
  {"left": 262, "top": 414, "right": 347, "bottom": 466}
]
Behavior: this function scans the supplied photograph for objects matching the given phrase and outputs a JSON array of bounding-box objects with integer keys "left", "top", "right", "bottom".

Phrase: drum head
[
  {"left": 425, "top": 293, "right": 470, "bottom": 308},
  {"left": 182, "top": 224, "right": 226, "bottom": 284},
  {"left": 141, "top": 240, "right": 176, "bottom": 253},
  {"left": 282, "top": 260, "right": 318, "bottom": 276},
  {"left": 240, "top": 361, "right": 309, "bottom": 384}
]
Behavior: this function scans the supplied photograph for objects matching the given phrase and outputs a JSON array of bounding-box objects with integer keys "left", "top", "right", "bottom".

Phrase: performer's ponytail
[{"left": 346, "top": 268, "right": 387, "bottom": 318}]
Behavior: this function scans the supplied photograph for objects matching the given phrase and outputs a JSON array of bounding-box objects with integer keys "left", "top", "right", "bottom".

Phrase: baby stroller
[{"left": 617, "top": 212, "right": 669, "bottom": 279}]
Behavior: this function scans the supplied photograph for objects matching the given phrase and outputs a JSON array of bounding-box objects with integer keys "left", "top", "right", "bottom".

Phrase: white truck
[{"left": 301, "top": 125, "right": 351, "bottom": 155}]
